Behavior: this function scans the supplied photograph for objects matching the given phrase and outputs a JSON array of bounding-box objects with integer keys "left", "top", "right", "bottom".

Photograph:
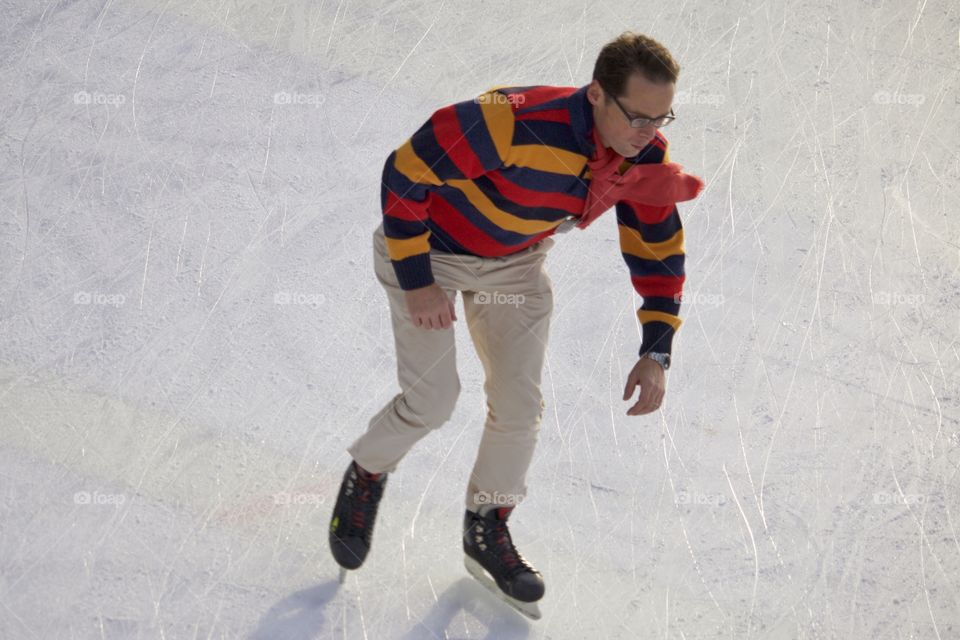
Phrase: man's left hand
[{"left": 623, "top": 357, "right": 666, "bottom": 416}]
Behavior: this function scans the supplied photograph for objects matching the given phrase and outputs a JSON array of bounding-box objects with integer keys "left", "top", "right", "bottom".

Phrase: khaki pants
[{"left": 348, "top": 223, "right": 555, "bottom": 510}]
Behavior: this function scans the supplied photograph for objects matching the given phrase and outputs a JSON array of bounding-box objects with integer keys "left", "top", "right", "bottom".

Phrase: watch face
[{"left": 646, "top": 352, "right": 670, "bottom": 369}]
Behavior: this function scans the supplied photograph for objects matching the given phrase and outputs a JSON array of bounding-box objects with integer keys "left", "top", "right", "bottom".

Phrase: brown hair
[{"left": 592, "top": 32, "right": 680, "bottom": 98}]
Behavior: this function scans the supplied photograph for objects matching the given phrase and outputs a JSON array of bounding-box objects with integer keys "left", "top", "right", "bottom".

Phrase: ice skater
[{"left": 328, "top": 31, "right": 704, "bottom": 619}]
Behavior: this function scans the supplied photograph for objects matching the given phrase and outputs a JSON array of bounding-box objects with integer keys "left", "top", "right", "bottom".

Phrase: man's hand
[
  {"left": 623, "top": 357, "right": 666, "bottom": 416},
  {"left": 404, "top": 283, "right": 457, "bottom": 329}
]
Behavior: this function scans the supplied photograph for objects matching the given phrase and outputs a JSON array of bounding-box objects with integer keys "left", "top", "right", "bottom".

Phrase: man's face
[{"left": 587, "top": 73, "right": 675, "bottom": 158}]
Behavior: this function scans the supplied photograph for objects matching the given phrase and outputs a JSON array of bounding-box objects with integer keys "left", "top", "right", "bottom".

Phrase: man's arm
[
  {"left": 617, "top": 141, "right": 686, "bottom": 416},
  {"left": 615, "top": 144, "right": 685, "bottom": 359},
  {"left": 381, "top": 90, "right": 515, "bottom": 290}
]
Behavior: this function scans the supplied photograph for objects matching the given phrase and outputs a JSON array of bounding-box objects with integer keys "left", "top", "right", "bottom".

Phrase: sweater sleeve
[
  {"left": 380, "top": 89, "right": 515, "bottom": 290},
  {"left": 614, "top": 141, "right": 686, "bottom": 357}
]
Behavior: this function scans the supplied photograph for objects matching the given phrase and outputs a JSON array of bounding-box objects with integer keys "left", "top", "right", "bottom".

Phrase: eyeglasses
[{"left": 608, "top": 93, "right": 675, "bottom": 129}]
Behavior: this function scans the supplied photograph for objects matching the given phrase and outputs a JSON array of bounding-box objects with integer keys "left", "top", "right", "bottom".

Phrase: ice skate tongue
[{"left": 477, "top": 505, "right": 514, "bottom": 520}]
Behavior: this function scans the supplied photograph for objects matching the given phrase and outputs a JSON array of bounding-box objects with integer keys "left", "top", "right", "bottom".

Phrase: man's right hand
[{"left": 404, "top": 283, "right": 457, "bottom": 330}]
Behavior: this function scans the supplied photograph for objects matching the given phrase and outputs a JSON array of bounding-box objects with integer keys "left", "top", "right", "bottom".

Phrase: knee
[
  {"left": 405, "top": 374, "right": 461, "bottom": 427},
  {"left": 485, "top": 388, "right": 545, "bottom": 432}
]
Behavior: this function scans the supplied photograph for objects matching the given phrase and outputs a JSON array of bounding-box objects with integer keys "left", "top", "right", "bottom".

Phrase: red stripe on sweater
[
  {"left": 513, "top": 86, "right": 576, "bottom": 112},
  {"left": 431, "top": 105, "right": 485, "bottom": 177},
  {"left": 429, "top": 196, "right": 505, "bottom": 255},
  {"left": 515, "top": 108, "right": 571, "bottom": 124},
  {"left": 486, "top": 172, "right": 584, "bottom": 215},
  {"left": 621, "top": 201, "right": 675, "bottom": 224},
  {"left": 430, "top": 195, "right": 552, "bottom": 256},
  {"left": 384, "top": 191, "right": 430, "bottom": 222},
  {"left": 630, "top": 274, "right": 685, "bottom": 298}
]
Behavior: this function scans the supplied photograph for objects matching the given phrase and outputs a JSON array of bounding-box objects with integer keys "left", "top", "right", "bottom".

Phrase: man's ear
[{"left": 586, "top": 79, "right": 602, "bottom": 106}]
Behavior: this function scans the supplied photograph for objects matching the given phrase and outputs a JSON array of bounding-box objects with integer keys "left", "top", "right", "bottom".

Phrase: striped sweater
[{"left": 380, "top": 84, "right": 685, "bottom": 357}]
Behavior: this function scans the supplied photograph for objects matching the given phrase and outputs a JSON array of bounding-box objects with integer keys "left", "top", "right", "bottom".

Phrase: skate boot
[
  {"left": 329, "top": 460, "right": 387, "bottom": 577},
  {"left": 463, "top": 505, "right": 544, "bottom": 617}
]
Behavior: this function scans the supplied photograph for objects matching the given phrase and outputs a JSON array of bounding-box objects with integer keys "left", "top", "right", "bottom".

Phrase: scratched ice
[{"left": 1, "top": 0, "right": 958, "bottom": 638}]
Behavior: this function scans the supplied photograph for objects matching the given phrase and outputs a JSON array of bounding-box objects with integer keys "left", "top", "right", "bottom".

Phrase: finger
[
  {"left": 631, "top": 401, "right": 654, "bottom": 415},
  {"left": 630, "top": 386, "right": 656, "bottom": 415},
  {"left": 634, "top": 398, "right": 658, "bottom": 415},
  {"left": 634, "top": 391, "right": 664, "bottom": 415},
  {"left": 623, "top": 377, "right": 636, "bottom": 401},
  {"left": 627, "top": 400, "right": 652, "bottom": 416}
]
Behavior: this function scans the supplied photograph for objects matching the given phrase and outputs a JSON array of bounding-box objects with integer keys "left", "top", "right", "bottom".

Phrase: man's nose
[
  {"left": 633, "top": 125, "right": 656, "bottom": 142},
  {"left": 643, "top": 124, "right": 658, "bottom": 136}
]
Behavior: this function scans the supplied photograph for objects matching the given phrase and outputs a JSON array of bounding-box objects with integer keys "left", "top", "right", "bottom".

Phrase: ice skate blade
[
  {"left": 338, "top": 567, "right": 347, "bottom": 584},
  {"left": 464, "top": 555, "right": 542, "bottom": 620}
]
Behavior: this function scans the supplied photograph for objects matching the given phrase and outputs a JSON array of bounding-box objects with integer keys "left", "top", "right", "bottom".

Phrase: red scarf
[{"left": 577, "top": 127, "right": 705, "bottom": 230}]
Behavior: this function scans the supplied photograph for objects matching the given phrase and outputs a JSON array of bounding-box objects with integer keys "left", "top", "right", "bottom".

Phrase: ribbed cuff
[
  {"left": 392, "top": 253, "right": 435, "bottom": 291},
  {"left": 638, "top": 321, "right": 676, "bottom": 357}
]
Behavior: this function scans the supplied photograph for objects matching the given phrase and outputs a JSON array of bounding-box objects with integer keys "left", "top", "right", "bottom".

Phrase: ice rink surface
[{"left": 1, "top": 0, "right": 959, "bottom": 638}]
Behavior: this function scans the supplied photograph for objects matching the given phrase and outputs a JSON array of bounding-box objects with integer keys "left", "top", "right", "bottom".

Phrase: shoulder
[{"left": 479, "top": 85, "right": 578, "bottom": 115}]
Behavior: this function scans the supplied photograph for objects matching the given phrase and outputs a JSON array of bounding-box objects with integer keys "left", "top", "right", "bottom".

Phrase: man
[{"left": 328, "top": 32, "right": 704, "bottom": 612}]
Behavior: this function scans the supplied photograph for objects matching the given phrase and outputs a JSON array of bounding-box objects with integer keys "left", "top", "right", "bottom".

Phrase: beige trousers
[{"left": 348, "top": 223, "right": 555, "bottom": 510}]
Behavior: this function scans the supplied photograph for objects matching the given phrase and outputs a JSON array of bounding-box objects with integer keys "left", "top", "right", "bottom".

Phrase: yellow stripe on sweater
[
  {"left": 477, "top": 93, "right": 515, "bottom": 162},
  {"left": 393, "top": 94, "right": 514, "bottom": 187},
  {"left": 618, "top": 226, "right": 684, "bottom": 261},
  {"left": 507, "top": 144, "right": 588, "bottom": 176},
  {"left": 386, "top": 233, "right": 432, "bottom": 261},
  {"left": 394, "top": 140, "right": 442, "bottom": 187},
  {"left": 448, "top": 179, "right": 562, "bottom": 235},
  {"left": 637, "top": 309, "right": 683, "bottom": 331}
]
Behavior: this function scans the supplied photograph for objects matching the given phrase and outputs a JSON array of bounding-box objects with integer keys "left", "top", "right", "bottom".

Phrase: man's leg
[
  {"left": 462, "top": 239, "right": 555, "bottom": 510},
  {"left": 347, "top": 224, "right": 462, "bottom": 473}
]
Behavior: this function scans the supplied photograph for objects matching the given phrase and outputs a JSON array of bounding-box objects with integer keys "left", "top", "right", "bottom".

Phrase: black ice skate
[
  {"left": 329, "top": 460, "right": 387, "bottom": 582},
  {"left": 463, "top": 505, "right": 544, "bottom": 619}
]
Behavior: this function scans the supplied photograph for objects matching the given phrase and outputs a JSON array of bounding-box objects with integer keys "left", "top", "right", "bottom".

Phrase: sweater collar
[{"left": 568, "top": 84, "right": 598, "bottom": 159}]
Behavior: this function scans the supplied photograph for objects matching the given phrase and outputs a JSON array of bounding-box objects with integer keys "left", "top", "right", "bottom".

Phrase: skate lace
[
  {"left": 487, "top": 520, "right": 536, "bottom": 580},
  {"left": 346, "top": 472, "right": 385, "bottom": 542}
]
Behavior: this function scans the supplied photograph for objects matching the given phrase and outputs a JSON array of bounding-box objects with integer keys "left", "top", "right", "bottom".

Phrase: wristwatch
[{"left": 641, "top": 351, "right": 671, "bottom": 370}]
